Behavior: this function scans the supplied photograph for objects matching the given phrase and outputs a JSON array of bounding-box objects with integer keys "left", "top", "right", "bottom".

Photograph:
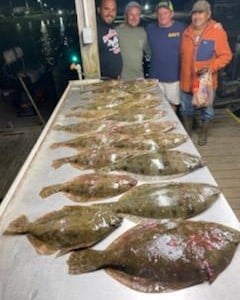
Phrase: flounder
[
  {"left": 104, "top": 121, "right": 176, "bottom": 136},
  {"left": 93, "top": 182, "right": 220, "bottom": 219},
  {"left": 68, "top": 219, "right": 240, "bottom": 292},
  {"left": 104, "top": 150, "right": 204, "bottom": 177},
  {"left": 114, "top": 133, "right": 188, "bottom": 151},
  {"left": 66, "top": 108, "right": 117, "bottom": 120},
  {"left": 53, "top": 121, "right": 103, "bottom": 134},
  {"left": 50, "top": 132, "right": 127, "bottom": 150},
  {"left": 3, "top": 206, "right": 122, "bottom": 256},
  {"left": 107, "top": 107, "right": 165, "bottom": 122},
  {"left": 51, "top": 147, "right": 140, "bottom": 170},
  {"left": 39, "top": 173, "right": 137, "bottom": 202}
]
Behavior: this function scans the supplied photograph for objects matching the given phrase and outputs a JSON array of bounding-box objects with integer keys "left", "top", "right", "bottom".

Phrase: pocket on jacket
[{"left": 196, "top": 40, "right": 215, "bottom": 61}]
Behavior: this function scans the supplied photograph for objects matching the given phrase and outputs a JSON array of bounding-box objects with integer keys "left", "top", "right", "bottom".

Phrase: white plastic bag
[{"left": 192, "top": 71, "right": 213, "bottom": 108}]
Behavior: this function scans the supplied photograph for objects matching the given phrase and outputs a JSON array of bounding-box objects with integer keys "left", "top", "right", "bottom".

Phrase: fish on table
[
  {"left": 53, "top": 121, "right": 104, "bottom": 134},
  {"left": 106, "top": 107, "right": 165, "bottom": 122},
  {"left": 102, "top": 120, "right": 176, "bottom": 136},
  {"left": 66, "top": 108, "right": 117, "bottom": 120},
  {"left": 50, "top": 132, "right": 128, "bottom": 150},
  {"left": 3, "top": 206, "right": 122, "bottom": 256},
  {"left": 104, "top": 150, "right": 205, "bottom": 177},
  {"left": 51, "top": 146, "right": 140, "bottom": 170},
  {"left": 68, "top": 219, "right": 240, "bottom": 293},
  {"left": 93, "top": 182, "right": 220, "bottom": 219},
  {"left": 114, "top": 132, "right": 188, "bottom": 151},
  {"left": 39, "top": 173, "right": 137, "bottom": 202}
]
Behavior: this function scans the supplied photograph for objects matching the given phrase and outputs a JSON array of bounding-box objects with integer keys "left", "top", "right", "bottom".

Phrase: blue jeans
[{"left": 180, "top": 91, "right": 215, "bottom": 122}]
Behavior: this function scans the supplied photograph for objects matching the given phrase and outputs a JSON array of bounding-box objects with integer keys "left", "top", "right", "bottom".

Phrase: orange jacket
[{"left": 180, "top": 20, "right": 232, "bottom": 93}]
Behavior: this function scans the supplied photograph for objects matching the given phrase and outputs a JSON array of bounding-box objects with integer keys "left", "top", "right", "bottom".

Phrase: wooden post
[{"left": 75, "top": 0, "right": 101, "bottom": 79}]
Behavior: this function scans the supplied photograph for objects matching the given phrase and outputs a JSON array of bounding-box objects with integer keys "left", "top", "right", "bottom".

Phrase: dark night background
[{"left": 0, "top": 0, "right": 216, "bottom": 11}]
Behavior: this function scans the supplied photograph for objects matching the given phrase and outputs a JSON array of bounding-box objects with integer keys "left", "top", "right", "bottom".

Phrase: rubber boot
[
  {"left": 198, "top": 121, "right": 210, "bottom": 146},
  {"left": 182, "top": 116, "right": 193, "bottom": 136}
]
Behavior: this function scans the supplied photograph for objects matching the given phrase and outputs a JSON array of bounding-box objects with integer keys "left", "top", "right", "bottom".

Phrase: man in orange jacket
[{"left": 180, "top": 0, "right": 232, "bottom": 146}]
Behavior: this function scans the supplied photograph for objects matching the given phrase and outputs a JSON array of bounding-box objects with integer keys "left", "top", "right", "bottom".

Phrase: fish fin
[
  {"left": 3, "top": 215, "right": 29, "bottom": 235},
  {"left": 68, "top": 249, "right": 104, "bottom": 274},
  {"left": 106, "top": 268, "right": 189, "bottom": 293},
  {"left": 27, "top": 234, "right": 57, "bottom": 255},
  {"left": 52, "top": 158, "right": 65, "bottom": 169},
  {"left": 39, "top": 184, "right": 62, "bottom": 198},
  {"left": 50, "top": 142, "right": 62, "bottom": 150},
  {"left": 53, "top": 125, "right": 62, "bottom": 131},
  {"left": 57, "top": 241, "right": 95, "bottom": 257}
]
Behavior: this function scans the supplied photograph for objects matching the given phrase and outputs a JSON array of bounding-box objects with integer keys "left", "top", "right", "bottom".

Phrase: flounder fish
[
  {"left": 104, "top": 121, "right": 176, "bottom": 136},
  {"left": 114, "top": 133, "right": 188, "bottom": 151},
  {"left": 3, "top": 206, "right": 122, "bottom": 256},
  {"left": 53, "top": 121, "right": 103, "bottom": 134},
  {"left": 68, "top": 219, "right": 240, "bottom": 292},
  {"left": 107, "top": 108, "right": 165, "bottom": 122},
  {"left": 93, "top": 182, "right": 220, "bottom": 219},
  {"left": 104, "top": 150, "right": 204, "bottom": 177},
  {"left": 50, "top": 132, "right": 127, "bottom": 150},
  {"left": 51, "top": 147, "right": 140, "bottom": 170},
  {"left": 66, "top": 108, "right": 117, "bottom": 120},
  {"left": 39, "top": 173, "right": 137, "bottom": 202}
]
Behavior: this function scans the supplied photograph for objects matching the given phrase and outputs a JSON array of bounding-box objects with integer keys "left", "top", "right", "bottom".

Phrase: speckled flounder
[
  {"left": 93, "top": 182, "right": 220, "bottom": 219},
  {"left": 107, "top": 107, "right": 165, "bottom": 122},
  {"left": 51, "top": 147, "right": 139, "bottom": 170},
  {"left": 39, "top": 173, "right": 137, "bottom": 202},
  {"left": 50, "top": 132, "right": 127, "bottom": 150},
  {"left": 3, "top": 206, "right": 122, "bottom": 256},
  {"left": 104, "top": 121, "right": 176, "bottom": 136},
  {"left": 66, "top": 108, "right": 117, "bottom": 120},
  {"left": 114, "top": 133, "right": 188, "bottom": 151},
  {"left": 104, "top": 150, "right": 204, "bottom": 177},
  {"left": 53, "top": 120, "right": 104, "bottom": 134},
  {"left": 68, "top": 219, "right": 240, "bottom": 292}
]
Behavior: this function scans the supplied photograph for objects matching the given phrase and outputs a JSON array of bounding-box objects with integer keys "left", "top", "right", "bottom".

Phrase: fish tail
[
  {"left": 51, "top": 158, "right": 66, "bottom": 169},
  {"left": 39, "top": 184, "right": 62, "bottom": 198},
  {"left": 3, "top": 215, "right": 29, "bottom": 235},
  {"left": 50, "top": 142, "right": 62, "bottom": 149},
  {"left": 53, "top": 125, "right": 62, "bottom": 131},
  {"left": 68, "top": 249, "right": 105, "bottom": 274}
]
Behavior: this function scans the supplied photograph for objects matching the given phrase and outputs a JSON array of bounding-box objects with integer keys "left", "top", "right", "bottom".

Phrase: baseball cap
[
  {"left": 192, "top": 0, "right": 211, "bottom": 13},
  {"left": 125, "top": 1, "right": 142, "bottom": 14},
  {"left": 156, "top": 1, "right": 174, "bottom": 12}
]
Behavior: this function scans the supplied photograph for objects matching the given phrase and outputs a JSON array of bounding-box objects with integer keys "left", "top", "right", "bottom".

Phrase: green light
[{"left": 71, "top": 54, "right": 79, "bottom": 63}]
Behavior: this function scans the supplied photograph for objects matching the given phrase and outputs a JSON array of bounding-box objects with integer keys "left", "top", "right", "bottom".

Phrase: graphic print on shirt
[{"left": 103, "top": 29, "right": 121, "bottom": 54}]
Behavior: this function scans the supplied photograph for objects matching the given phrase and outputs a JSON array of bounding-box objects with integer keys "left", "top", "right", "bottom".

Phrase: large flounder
[
  {"left": 3, "top": 206, "right": 122, "bottom": 256},
  {"left": 105, "top": 150, "right": 204, "bottom": 177},
  {"left": 51, "top": 147, "right": 140, "bottom": 170},
  {"left": 50, "top": 132, "right": 128, "bottom": 150},
  {"left": 51, "top": 121, "right": 176, "bottom": 150},
  {"left": 39, "top": 173, "right": 137, "bottom": 202},
  {"left": 93, "top": 182, "right": 220, "bottom": 219},
  {"left": 68, "top": 220, "right": 240, "bottom": 292},
  {"left": 114, "top": 133, "right": 188, "bottom": 151}
]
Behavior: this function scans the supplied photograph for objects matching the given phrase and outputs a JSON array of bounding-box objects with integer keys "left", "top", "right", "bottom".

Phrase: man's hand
[{"left": 197, "top": 67, "right": 209, "bottom": 76}]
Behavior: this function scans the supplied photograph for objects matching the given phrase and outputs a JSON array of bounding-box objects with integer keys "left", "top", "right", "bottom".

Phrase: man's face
[
  {"left": 126, "top": 6, "right": 141, "bottom": 27},
  {"left": 99, "top": 0, "right": 117, "bottom": 24},
  {"left": 192, "top": 11, "right": 210, "bottom": 29},
  {"left": 156, "top": 7, "right": 173, "bottom": 27}
]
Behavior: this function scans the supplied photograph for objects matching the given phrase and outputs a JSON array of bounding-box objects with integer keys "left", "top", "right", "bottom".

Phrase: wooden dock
[{"left": 194, "top": 108, "right": 240, "bottom": 220}]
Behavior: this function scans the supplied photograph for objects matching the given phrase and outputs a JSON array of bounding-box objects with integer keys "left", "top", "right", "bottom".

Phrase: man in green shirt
[{"left": 117, "top": 1, "right": 150, "bottom": 80}]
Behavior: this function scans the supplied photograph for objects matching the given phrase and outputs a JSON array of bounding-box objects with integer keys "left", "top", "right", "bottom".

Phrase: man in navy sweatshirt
[{"left": 146, "top": 1, "right": 185, "bottom": 111}]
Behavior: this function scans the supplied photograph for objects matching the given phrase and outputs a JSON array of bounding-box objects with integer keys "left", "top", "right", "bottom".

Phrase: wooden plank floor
[
  {"left": 194, "top": 108, "right": 240, "bottom": 220},
  {"left": 0, "top": 126, "right": 42, "bottom": 200}
]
